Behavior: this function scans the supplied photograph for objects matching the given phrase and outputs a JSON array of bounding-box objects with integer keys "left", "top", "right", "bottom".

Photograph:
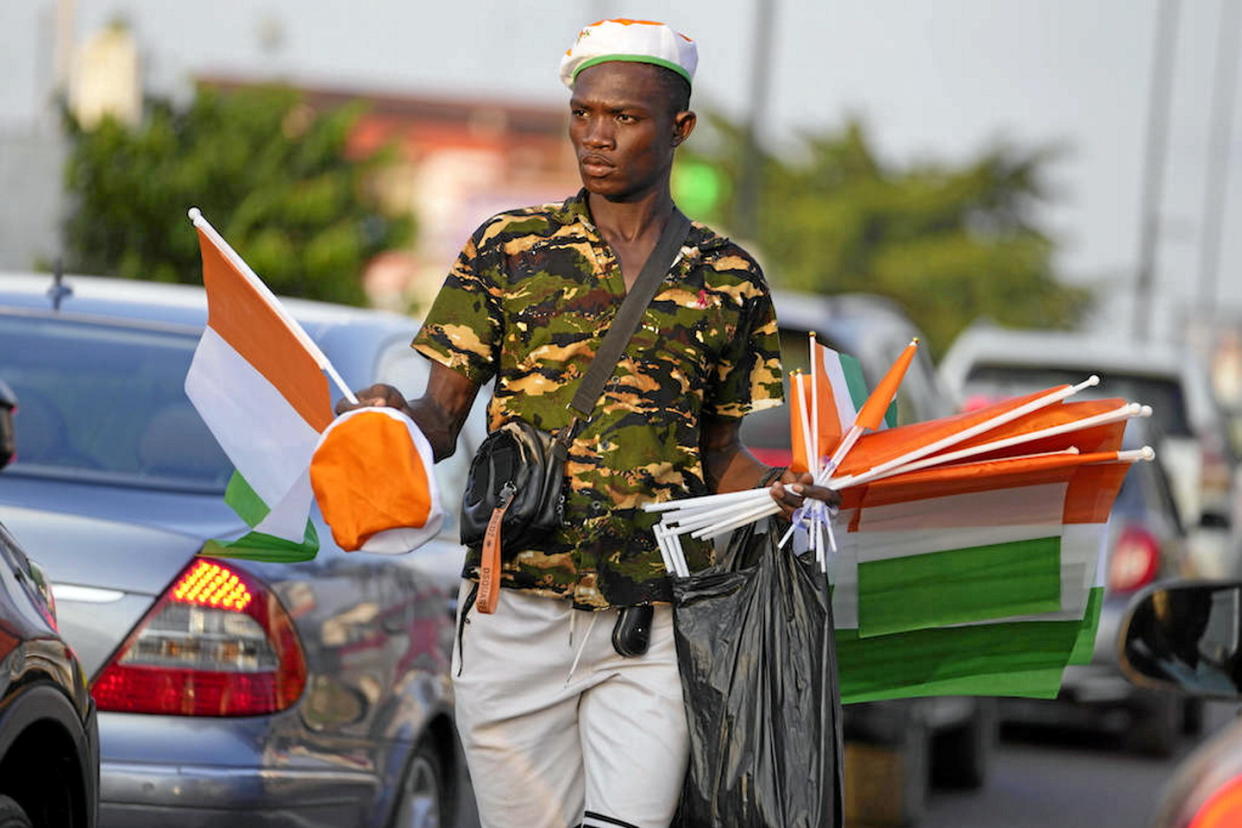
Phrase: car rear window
[
  {"left": 963, "top": 364, "right": 1193, "bottom": 438},
  {"left": 0, "top": 313, "right": 232, "bottom": 491}
]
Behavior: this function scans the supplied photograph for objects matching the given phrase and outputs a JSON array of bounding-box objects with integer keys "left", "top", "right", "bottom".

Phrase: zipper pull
[{"left": 498, "top": 481, "right": 517, "bottom": 507}]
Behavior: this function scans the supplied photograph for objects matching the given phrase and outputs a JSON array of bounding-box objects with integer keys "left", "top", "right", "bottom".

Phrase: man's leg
[
  {"left": 452, "top": 583, "right": 586, "bottom": 828},
  {"left": 577, "top": 605, "right": 688, "bottom": 828}
]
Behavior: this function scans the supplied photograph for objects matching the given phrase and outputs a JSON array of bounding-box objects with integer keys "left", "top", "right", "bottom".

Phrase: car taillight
[
  {"left": 1189, "top": 776, "right": 1242, "bottom": 828},
  {"left": 91, "top": 559, "right": 306, "bottom": 716},
  {"left": 1108, "top": 526, "right": 1160, "bottom": 593}
]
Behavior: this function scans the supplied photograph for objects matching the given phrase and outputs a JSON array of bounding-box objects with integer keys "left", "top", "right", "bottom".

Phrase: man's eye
[
  {"left": 617, "top": 114, "right": 637, "bottom": 123},
  {"left": 571, "top": 109, "right": 587, "bottom": 118}
]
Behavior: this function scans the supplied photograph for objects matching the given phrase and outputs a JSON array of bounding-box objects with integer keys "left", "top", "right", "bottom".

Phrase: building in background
[{"left": 205, "top": 79, "right": 580, "bottom": 312}]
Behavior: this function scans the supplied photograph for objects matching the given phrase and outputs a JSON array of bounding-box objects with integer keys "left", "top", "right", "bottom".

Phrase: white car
[{"left": 939, "top": 324, "right": 1238, "bottom": 577}]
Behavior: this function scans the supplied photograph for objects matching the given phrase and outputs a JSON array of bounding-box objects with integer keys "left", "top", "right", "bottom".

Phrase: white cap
[{"left": 559, "top": 19, "right": 698, "bottom": 89}]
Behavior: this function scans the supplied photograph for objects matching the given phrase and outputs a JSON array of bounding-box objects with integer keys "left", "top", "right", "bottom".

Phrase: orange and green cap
[{"left": 559, "top": 19, "right": 698, "bottom": 89}]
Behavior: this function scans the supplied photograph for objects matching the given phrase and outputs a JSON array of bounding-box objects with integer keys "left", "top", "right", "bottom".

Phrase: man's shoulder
[
  {"left": 686, "top": 219, "right": 768, "bottom": 289},
  {"left": 470, "top": 198, "right": 580, "bottom": 249}
]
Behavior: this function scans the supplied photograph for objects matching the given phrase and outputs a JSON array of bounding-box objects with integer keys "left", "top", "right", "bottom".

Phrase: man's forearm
[
  {"left": 704, "top": 442, "right": 773, "bottom": 494},
  {"left": 699, "top": 414, "right": 777, "bottom": 494},
  {"left": 406, "top": 395, "right": 468, "bottom": 462}
]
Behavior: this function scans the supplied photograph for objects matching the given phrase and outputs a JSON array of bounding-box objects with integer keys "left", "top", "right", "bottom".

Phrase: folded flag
[
  {"left": 185, "top": 208, "right": 335, "bottom": 563},
  {"left": 310, "top": 408, "right": 443, "bottom": 554}
]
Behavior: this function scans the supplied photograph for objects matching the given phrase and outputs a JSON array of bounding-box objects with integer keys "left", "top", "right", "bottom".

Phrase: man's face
[{"left": 568, "top": 62, "right": 694, "bottom": 200}]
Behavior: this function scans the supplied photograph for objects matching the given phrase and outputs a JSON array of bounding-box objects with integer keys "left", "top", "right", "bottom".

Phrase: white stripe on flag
[
  {"left": 821, "top": 350, "right": 858, "bottom": 430},
  {"left": 851, "top": 522, "right": 1063, "bottom": 564},
  {"left": 254, "top": 470, "right": 315, "bottom": 542},
  {"left": 855, "top": 483, "right": 1068, "bottom": 533},
  {"left": 185, "top": 326, "right": 320, "bottom": 541}
]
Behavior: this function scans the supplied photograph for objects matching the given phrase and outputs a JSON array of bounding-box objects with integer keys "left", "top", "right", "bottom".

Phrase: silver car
[
  {"left": 938, "top": 324, "right": 1212, "bottom": 754},
  {"left": 0, "top": 272, "right": 480, "bottom": 827}
]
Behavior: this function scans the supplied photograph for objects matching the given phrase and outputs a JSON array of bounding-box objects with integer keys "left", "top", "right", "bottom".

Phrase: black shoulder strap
[{"left": 567, "top": 209, "right": 692, "bottom": 422}]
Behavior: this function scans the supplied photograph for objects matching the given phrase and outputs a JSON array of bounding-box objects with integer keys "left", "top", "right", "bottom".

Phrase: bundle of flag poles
[{"left": 646, "top": 333, "right": 1156, "bottom": 701}]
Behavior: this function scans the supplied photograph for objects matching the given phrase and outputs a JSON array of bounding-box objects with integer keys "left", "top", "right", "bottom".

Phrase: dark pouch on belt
[{"left": 612, "top": 605, "right": 654, "bottom": 657}]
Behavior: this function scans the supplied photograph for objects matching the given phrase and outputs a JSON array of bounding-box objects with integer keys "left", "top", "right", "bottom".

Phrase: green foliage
[
  {"left": 679, "top": 116, "right": 1090, "bottom": 354},
  {"left": 63, "top": 84, "right": 411, "bottom": 305}
]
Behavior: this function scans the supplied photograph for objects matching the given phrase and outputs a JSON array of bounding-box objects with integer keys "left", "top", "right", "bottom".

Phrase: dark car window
[
  {"left": 0, "top": 313, "right": 232, "bottom": 491},
  {"left": 963, "top": 365, "right": 1193, "bottom": 439}
]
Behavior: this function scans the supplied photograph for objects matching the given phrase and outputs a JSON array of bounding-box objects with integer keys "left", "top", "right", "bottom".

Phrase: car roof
[
  {"left": 0, "top": 272, "right": 423, "bottom": 392},
  {"left": 938, "top": 323, "right": 1220, "bottom": 426},
  {"left": 941, "top": 325, "right": 1193, "bottom": 385},
  {"left": 0, "top": 271, "right": 409, "bottom": 327}
]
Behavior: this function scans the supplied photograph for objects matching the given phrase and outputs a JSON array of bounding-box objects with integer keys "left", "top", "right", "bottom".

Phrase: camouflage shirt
[{"left": 413, "top": 190, "right": 784, "bottom": 609}]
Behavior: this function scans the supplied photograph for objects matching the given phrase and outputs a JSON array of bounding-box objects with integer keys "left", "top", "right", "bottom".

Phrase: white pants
[{"left": 452, "top": 582, "right": 689, "bottom": 828}]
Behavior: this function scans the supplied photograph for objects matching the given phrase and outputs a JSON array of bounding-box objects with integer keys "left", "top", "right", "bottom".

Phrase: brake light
[
  {"left": 1108, "top": 526, "right": 1160, "bottom": 593},
  {"left": 1189, "top": 776, "right": 1242, "bottom": 828},
  {"left": 91, "top": 559, "right": 306, "bottom": 716}
]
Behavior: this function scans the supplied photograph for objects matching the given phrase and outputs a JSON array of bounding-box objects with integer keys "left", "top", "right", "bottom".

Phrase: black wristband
[{"left": 758, "top": 465, "right": 787, "bottom": 488}]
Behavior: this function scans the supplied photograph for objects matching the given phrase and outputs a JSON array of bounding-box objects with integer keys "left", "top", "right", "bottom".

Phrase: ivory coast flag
[
  {"left": 184, "top": 209, "right": 333, "bottom": 562},
  {"left": 829, "top": 446, "right": 1130, "bottom": 703},
  {"left": 789, "top": 344, "right": 898, "bottom": 473}
]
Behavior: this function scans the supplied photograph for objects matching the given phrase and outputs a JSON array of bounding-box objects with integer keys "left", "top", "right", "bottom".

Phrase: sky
[{"left": 3, "top": 0, "right": 1241, "bottom": 338}]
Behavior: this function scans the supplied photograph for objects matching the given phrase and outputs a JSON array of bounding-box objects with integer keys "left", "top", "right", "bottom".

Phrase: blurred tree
[
  {"left": 63, "top": 84, "right": 411, "bottom": 305},
  {"left": 675, "top": 115, "right": 1090, "bottom": 354}
]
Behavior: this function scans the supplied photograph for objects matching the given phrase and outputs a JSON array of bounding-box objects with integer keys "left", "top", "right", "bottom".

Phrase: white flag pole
[
  {"left": 642, "top": 488, "right": 771, "bottom": 514},
  {"left": 188, "top": 207, "right": 359, "bottom": 405},
  {"left": 809, "top": 333, "right": 821, "bottom": 477},
  {"left": 827, "top": 375, "right": 1101, "bottom": 490},
  {"left": 851, "top": 402, "right": 1146, "bottom": 486}
]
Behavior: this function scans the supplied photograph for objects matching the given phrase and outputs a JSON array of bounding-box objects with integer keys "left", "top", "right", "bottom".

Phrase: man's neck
[{"left": 586, "top": 184, "right": 674, "bottom": 242}]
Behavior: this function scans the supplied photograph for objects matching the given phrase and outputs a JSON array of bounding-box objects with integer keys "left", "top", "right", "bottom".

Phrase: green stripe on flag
[
  {"left": 836, "top": 619, "right": 1081, "bottom": 703},
  {"left": 884, "top": 400, "right": 898, "bottom": 429},
  {"left": 200, "top": 470, "right": 319, "bottom": 563},
  {"left": 224, "top": 471, "right": 269, "bottom": 528},
  {"left": 840, "top": 353, "right": 870, "bottom": 412},
  {"left": 857, "top": 536, "right": 1062, "bottom": 638},
  {"left": 1067, "top": 586, "right": 1105, "bottom": 665},
  {"left": 202, "top": 522, "right": 319, "bottom": 563}
]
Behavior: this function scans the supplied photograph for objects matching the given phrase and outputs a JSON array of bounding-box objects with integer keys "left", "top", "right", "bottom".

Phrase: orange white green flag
[
  {"left": 827, "top": 409, "right": 1134, "bottom": 703},
  {"left": 183, "top": 208, "right": 346, "bottom": 562}
]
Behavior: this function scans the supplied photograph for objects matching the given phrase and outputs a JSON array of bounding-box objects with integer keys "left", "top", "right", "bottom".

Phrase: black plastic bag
[{"left": 673, "top": 520, "right": 844, "bottom": 828}]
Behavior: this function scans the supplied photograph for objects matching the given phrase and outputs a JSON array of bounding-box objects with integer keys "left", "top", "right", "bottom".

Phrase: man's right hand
[{"left": 335, "top": 383, "right": 412, "bottom": 417}]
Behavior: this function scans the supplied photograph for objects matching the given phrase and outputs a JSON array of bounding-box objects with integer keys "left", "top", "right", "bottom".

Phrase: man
[{"left": 341, "top": 19, "right": 838, "bottom": 828}]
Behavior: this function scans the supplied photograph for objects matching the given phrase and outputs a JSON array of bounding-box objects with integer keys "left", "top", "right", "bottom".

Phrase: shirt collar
[{"left": 553, "top": 188, "right": 726, "bottom": 252}]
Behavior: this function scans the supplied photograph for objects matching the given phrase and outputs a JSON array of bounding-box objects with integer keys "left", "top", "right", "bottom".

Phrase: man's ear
[{"left": 672, "top": 110, "right": 697, "bottom": 147}]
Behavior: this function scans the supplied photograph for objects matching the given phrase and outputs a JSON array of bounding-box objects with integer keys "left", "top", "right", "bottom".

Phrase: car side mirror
[
  {"left": 0, "top": 378, "right": 16, "bottom": 470},
  {"left": 1119, "top": 580, "right": 1242, "bottom": 700}
]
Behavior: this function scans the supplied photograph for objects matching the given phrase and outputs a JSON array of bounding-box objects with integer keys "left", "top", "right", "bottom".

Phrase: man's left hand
[{"left": 769, "top": 469, "right": 841, "bottom": 520}]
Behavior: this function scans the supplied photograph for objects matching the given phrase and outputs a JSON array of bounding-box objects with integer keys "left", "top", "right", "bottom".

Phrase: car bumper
[{"left": 99, "top": 761, "right": 379, "bottom": 828}]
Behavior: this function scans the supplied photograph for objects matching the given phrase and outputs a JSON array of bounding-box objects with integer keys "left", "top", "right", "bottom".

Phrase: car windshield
[
  {"left": 0, "top": 312, "right": 232, "bottom": 492},
  {"left": 963, "top": 365, "right": 1193, "bottom": 439}
]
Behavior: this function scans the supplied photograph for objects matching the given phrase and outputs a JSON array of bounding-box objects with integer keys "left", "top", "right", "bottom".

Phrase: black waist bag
[
  {"left": 460, "top": 418, "right": 567, "bottom": 553},
  {"left": 458, "top": 210, "right": 691, "bottom": 560}
]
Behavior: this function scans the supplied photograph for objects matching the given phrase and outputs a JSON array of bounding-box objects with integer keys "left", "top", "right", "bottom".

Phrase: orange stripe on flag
[
  {"left": 812, "top": 343, "right": 845, "bottom": 455},
  {"left": 855, "top": 340, "right": 918, "bottom": 431},
  {"left": 790, "top": 375, "right": 810, "bottom": 474},
  {"left": 937, "top": 399, "right": 1128, "bottom": 462},
  {"left": 834, "top": 387, "right": 1066, "bottom": 479},
  {"left": 839, "top": 451, "right": 1122, "bottom": 510},
  {"left": 197, "top": 228, "right": 332, "bottom": 432},
  {"left": 1065, "top": 463, "right": 1130, "bottom": 524}
]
